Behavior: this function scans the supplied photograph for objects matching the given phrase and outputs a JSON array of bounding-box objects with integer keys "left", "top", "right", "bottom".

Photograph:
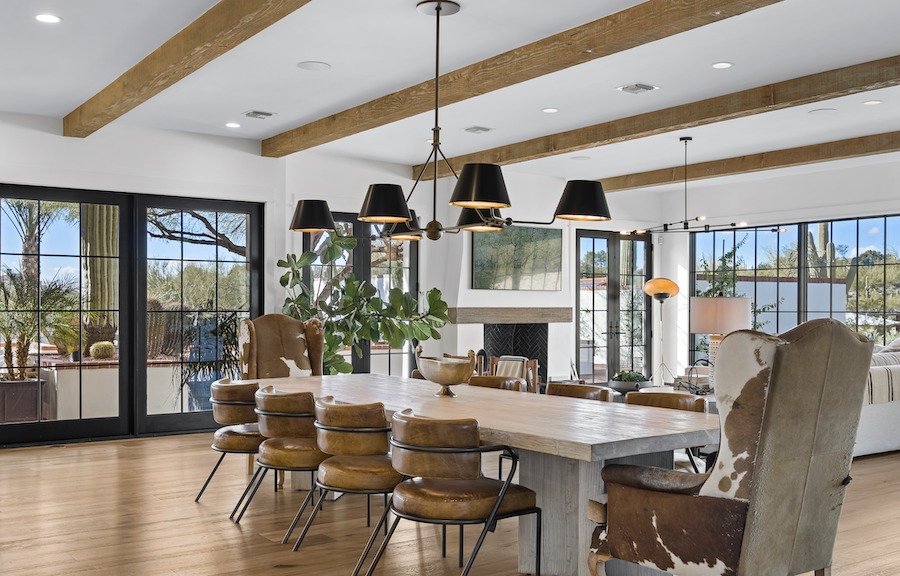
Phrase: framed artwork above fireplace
[{"left": 471, "top": 225, "right": 562, "bottom": 290}]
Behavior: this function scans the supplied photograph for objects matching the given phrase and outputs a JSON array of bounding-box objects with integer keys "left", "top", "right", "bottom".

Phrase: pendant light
[
  {"left": 288, "top": 1, "right": 614, "bottom": 240},
  {"left": 289, "top": 200, "right": 336, "bottom": 232}
]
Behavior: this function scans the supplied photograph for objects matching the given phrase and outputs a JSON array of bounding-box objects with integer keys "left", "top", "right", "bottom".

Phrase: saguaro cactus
[{"left": 82, "top": 204, "right": 119, "bottom": 355}]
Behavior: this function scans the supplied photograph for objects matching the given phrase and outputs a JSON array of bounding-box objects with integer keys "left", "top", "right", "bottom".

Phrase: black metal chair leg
[
  {"left": 461, "top": 517, "right": 495, "bottom": 576},
  {"left": 535, "top": 509, "right": 542, "bottom": 576},
  {"left": 686, "top": 448, "right": 700, "bottom": 473},
  {"left": 274, "top": 468, "right": 278, "bottom": 491},
  {"left": 367, "top": 493, "right": 371, "bottom": 527},
  {"left": 383, "top": 493, "right": 388, "bottom": 535},
  {"left": 292, "top": 488, "right": 329, "bottom": 551},
  {"left": 195, "top": 452, "right": 226, "bottom": 502},
  {"left": 442, "top": 525, "right": 446, "bottom": 557},
  {"left": 281, "top": 482, "right": 318, "bottom": 544},
  {"left": 459, "top": 525, "right": 464, "bottom": 568},
  {"left": 235, "top": 467, "right": 269, "bottom": 523},
  {"left": 352, "top": 496, "right": 394, "bottom": 576},
  {"left": 364, "top": 515, "right": 401, "bottom": 576},
  {"left": 230, "top": 465, "right": 263, "bottom": 519}
]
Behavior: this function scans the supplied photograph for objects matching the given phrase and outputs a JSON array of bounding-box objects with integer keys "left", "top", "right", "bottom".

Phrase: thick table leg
[{"left": 518, "top": 449, "right": 672, "bottom": 576}]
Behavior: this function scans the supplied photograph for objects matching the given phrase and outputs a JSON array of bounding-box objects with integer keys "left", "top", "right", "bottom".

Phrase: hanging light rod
[
  {"left": 288, "top": 0, "right": 611, "bottom": 241},
  {"left": 619, "top": 136, "right": 750, "bottom": 236}
]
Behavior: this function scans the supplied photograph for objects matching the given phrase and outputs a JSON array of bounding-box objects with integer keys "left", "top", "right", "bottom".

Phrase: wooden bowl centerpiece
[{"left": 415, "top": 346, "right": 476, "bottom": 397}]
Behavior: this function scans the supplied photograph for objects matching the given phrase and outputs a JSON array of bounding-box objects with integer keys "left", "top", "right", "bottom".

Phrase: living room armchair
[{"left": 588, "top": 318, "right": 872, "bottom": 576}]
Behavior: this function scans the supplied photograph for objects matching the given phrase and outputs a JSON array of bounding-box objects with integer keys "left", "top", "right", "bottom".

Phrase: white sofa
[{"left": 854, "top": 343, "right": 900, "bottom": 456}]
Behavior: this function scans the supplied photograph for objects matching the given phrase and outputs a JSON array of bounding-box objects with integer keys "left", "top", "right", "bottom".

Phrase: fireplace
[{"left": 483, "top": 323, "right": 548, "bottom": 383}]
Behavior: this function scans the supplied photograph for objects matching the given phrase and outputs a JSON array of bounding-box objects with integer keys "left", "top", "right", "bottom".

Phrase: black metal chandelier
[{"left": 290, "top": 0, "right": 612, "bottom": 241}]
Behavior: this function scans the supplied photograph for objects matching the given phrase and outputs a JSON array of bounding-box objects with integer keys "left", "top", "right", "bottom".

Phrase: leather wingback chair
[
  {"left": 230, "top": 387, "right": 328, "bottom": 525},
  {"left": 356, "top": 409, "right": 542, "bottom": 576},
  {"left": 546, "top": 383, "right": 614, "bottom": 401},
  {"left": 196, "top": 378, "right": 264, "bottom": 501},
  {"left": 239, "top": 314, "right": 325, "bottom": 379},
  {"left": 589, "top": 318, "right": 873, "bottom": 576}
]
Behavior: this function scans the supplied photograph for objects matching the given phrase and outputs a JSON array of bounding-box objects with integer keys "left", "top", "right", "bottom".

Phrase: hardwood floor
[{"left": 0, "top": 433, "right": 897, "bottom": 576}]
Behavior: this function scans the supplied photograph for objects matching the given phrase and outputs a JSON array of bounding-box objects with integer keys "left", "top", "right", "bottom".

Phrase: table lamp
[
  {"left": 643, "top": 278, "right": 679, "bottom": 385},
  {"left": 689, "top": 296, "right": 752, "bottom": 389}
]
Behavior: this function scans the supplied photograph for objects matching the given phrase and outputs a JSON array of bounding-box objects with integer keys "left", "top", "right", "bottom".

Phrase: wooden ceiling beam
[
  {"left": 261, "top": 0, "right": 784, "bottom": 158},
  {"left": 63, "top": 0, "right": 314, "bottom": 139},
  {"left": 416, "top": 55, "right": 900, "bottom": 180},
  {"left": 601, "top": 131, "right": 900, "bottom": 192}
]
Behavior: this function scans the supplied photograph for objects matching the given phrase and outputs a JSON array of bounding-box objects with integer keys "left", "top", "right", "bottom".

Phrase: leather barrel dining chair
[
  {"left": 356, "top": 408, "right": 542, "bottom": 576},
  {"left": 287, "top": 397, "right": 402, "bottom": 552},
  {"left": 196, "top": 378, "right": 265, "bottom": 501},
  {"left": 546, "top": 383, "right": 614, "bottom": 401},
  {"left": 589, "top": 318, "right": 873, "bottom": 576},
  {"left": 239, "top": 314, "right": 325, "bottom": 379},
  {"left": 230, "top": 387, "right": 329, "bottom": 524},
  {"left": 467, "top": 375, "right": 523, "bottom": 391},
  {"left": 625, "top": 391, "right": 709, "bottom": 472}
]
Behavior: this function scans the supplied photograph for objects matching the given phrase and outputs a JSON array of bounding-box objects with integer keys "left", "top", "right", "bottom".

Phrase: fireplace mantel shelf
[{"left": 448, "top": 307, "right": 572, "bottom": 325}]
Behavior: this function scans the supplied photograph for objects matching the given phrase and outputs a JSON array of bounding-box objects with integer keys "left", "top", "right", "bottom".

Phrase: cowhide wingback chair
[
  {"left": 589, "top": 318, "right": 872, "bottom": 576},
  {"left": 239, "top": 314, "right": 325, "bottom": 379}
]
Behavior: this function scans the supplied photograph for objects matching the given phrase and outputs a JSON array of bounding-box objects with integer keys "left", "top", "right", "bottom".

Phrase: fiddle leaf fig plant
[{"left": 278, "top": 233, "right": 449, "bottom": 375}]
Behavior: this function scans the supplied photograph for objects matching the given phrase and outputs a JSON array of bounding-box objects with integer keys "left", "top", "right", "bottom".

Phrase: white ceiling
[{"left": 2, "top": 0, "right": 899, "bottom": 183}]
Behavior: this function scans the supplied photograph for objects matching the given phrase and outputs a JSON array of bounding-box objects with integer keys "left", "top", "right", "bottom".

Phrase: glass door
[
  {"left": 576, "top": 231, "right": 651, "bottom": 383},
  {"left": 0, "top": 188, "right": 132, "bottom": 444},
  {"left": 137, "top": 197, "right": 263, "bottom": 434}
]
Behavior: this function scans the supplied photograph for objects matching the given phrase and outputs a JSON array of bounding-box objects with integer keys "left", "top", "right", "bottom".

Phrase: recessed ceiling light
[
  {"left": 808, "top": 108, "right": 838, "bottom": 115},
  {"left": 711, "top": 62, "right": 733, "bottom": 69},
  {"left": 542, "top": 108, "right": 559, "bottom": 114},
  {"left": 225, "top": 123, "right": 241, "bottom": 128},
  {"left": 617, "top": 83, "right": 659, "bottom": 94},
  {"left": 297, "top": 61, "right": 331, "bottom": 71},
  {"left": 863, "top": 100, "right": 883, "bottom": 106},
  {"left": 36, "top": 14, "right": 62, "bottom": 23},
  {"left": 570, "top": 156, "right": 591, "bottom": 161}
]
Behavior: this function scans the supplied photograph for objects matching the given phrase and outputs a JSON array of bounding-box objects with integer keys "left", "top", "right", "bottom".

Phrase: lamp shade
[
  {"left": 358, "top": 184, "right": 412, "bottom": 223},
  {"left": 690, "top": 297, "right": 752, "bottom": 334},
  {"left": 389, "top": 209, "right": 422, "bottom": 241},
  {"left": 554, "top": 180, "right": 611, "bottom": 221},
  {"left": 643, "top": 278, "right": 679, "bottom": 300},
  {"left": 289, "top": 199, "right": 336, "bottom": 232},
  {"left": 457, "top": 208, "right": 504, "bottom": 231},
  {"left": 448, "top": 163, "right": 511, "bottom": 209}
]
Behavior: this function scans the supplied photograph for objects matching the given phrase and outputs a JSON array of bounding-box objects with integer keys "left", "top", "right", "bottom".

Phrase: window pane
[
  {"left": 1, "top": 199, "right": 38, "bottom": 254},
  {"left": 858, "top": 218, "right": 885, "bottom": 264},
  {"left": 81, "top": 258, "right": 119, "bottom": 311},
  {"left": 735, "top": 230, "right": 755, "bottom": 272},
  {"left": 182, "top": 210, "right": 218, "bottom": 261},
  {"left": 218, "top": 262, "right": 249, "bottom": 311},
  {"left": 147, "top": 208, "right": 181, "bottom": 259},
  {"left": 40, "top": 202, "right": 80, "bottom": 256},
  {"left": 81, "top": 204, "right": 119, "bottom": 258},
  {"left": 217, "top": 212, "right": 249, "bottom": 262}
]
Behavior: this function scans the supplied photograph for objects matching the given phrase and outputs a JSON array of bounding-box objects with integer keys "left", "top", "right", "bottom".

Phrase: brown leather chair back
[
  {"left": 239, "top": 314, "right": 325, "bottom": 379},
  {"left": 391, "top": 409, "right": 481, "bottom": 480},
  {"left": 254, "top": 386, "right": 316, "bottom": 438},
  {"left": 467, "top": 375, "right": 522, "bottom": 391},
  {"left": 314, "top": 396, "right": 390, "bottom": 456},
  {"left": 625, "top": 391, "right": 707, "bottom": 412},
  {"left": 546, "top": 383, "right": 613, "bottom": 401},
  {"left": 210, "top": 378, "right": 259, "bottom": 425}
]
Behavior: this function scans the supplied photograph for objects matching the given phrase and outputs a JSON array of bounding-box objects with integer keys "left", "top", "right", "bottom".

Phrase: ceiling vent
[
  {"left": 243, "top": 110, "right": 275, "bottom": 119},
  {"left": 616, "top": 83, "right": 659, "bottom": 95},
  {"left": 463, "top": 125, "right": 494, "bottom": 134}
]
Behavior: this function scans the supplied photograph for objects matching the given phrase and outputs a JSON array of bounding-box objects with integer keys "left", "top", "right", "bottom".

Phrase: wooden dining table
[{"left": 264, "top": 373, "right": 721, "bottom": 576}]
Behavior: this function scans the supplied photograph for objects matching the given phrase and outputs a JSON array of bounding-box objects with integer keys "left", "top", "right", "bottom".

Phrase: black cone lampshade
[
  {"left": 554, "top": 180, "right": 611, "bottom": 221},
  {"left": 289, "top": 199, "right": 336, "bottom": 232},
  {"left": 389, "top": 210, "right": 422, "bottom": 241},
  {"left": 358, "top": 184, "right": 412, "bottom": 223},
  {"left": 457, "top": 208, "right": 504, "bottom": 231},
  {"left": 449, "top": 163, "right": 512, "bottom": 209}
]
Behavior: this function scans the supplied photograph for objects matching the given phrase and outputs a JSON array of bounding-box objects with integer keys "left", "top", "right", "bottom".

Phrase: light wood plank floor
[{"left": 0, "top": 433, "right": 897, "bottom": 576}]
